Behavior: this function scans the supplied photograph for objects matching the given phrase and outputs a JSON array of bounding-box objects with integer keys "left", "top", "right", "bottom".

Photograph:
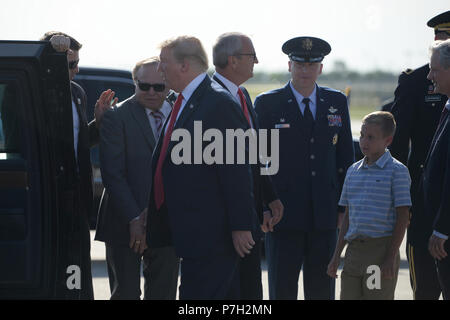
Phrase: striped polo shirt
[{"left": 339, "top": 150, "right": 412, "bottom": 241}]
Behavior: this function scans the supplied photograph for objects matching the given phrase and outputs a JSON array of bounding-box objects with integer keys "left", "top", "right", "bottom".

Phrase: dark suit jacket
[
  {"left": 254, "top": 83, "right": 354, "bottom": 231},
  {"left": 95, "top": 96, "right": 157, "bottom": 244},
  {"left": 71, "top": 81, "right": 98, "bottom": 216},
  {"left": 423, "top": 106, "right": 450, "bottom": 238},
  {"left": 389, "top": 64, "right": 447, "bottom": 246},
  {"left": 212, "top": 75, "right": 278, "bottom": 235},
  {"left": 147, "top": 75, "right": 256, "bottom": 259}
]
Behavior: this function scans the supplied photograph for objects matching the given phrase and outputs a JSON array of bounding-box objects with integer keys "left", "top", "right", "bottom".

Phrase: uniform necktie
[
  {"left": 237, "top": 88, "right": 251, "bottom": 126},
  {"left": 154, "top": 94, "right": 184, "bottom": 210},
  {"left": 151, "top": 110, "right": 164, "bottom": 138},
  {"left": 302, "top": 97, "right": 314, "bottom": 134}
]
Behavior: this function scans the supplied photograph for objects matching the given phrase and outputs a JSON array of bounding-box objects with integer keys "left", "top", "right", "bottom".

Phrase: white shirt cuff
[{"left": 433, "top": 230, "right": 449, "bottom": 240}]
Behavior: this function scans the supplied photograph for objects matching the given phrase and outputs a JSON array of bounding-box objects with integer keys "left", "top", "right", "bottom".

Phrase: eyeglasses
[
  {"left": 137, "top": 80, "right": 166, "bottom": 92},
  {"left": 234, "top": 53, "right": 258, "bottom": 62},
  {"left": 68, "top": 59, "right": 79, "bottom": 69}
]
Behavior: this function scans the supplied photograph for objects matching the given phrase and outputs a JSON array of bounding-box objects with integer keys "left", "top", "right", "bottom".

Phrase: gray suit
[{"left": 95, "top": 95, "right": 179, "bottom": 300}]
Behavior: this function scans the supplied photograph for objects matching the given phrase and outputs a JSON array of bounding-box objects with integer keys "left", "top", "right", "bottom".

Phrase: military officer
[
  {"left": 389, "top": 10, "right": 450, "bottom": 300},
  {"left": 254, "top": 37, "right": 354, "bottom": 300}
]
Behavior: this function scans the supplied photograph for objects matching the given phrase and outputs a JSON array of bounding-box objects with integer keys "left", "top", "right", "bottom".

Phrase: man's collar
[
  {"left": 289, "top": 81, "right": 317, "bottom": 105},
  {"left": 359, "top": 149, "right": 391, "bottom": 169},
  {"left": 181, "top": 73, "right": 207, "bottom": 103},
  {"left": 213, "top": 72, "right": 239, "bottom": 96}
]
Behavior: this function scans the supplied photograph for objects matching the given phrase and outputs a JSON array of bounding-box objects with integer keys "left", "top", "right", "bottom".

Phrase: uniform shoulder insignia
[{"left": 402, "top": 68, "right": 413, "bottom": 75}]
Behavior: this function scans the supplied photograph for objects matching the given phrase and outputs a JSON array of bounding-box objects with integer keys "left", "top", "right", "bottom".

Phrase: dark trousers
[
  {"left": 106, "top": 244, "right": 179, "bottom": 300},
  {"left": 179, "top": 245, "right": 240, "bottom": 300},
  {"left": 406, "top": 242, "right": 441, "bottom": 300},
  {"left": 436, "top": 241, "right": 450, "bottom": 300},
  {"left": 266, "top": 229, "right": 336, "bottom": 300},
  {"left": 239, "top": 238, "right": 263, "bottom": 300}
]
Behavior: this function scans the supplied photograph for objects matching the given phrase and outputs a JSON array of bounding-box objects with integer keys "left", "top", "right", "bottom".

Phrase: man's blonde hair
[
  {"left": 132, "top": 56, "right": 160, "bottom": 81},
  {"left": 159, "top": 36, "right": 209, "bottom": 72},
  {"left": 362, "top": 111, "right": 396, "bottom": 137}
]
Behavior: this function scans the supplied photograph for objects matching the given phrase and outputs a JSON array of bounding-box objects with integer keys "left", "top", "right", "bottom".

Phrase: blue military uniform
[{"left": 254, "top": 37, "right": 354, "bottom": 300}]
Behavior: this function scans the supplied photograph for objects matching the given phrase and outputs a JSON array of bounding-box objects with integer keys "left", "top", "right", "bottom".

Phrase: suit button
[
  {"left": 420, "top": 164, "right": 424, "bottom": 169},
  {"left": 312, "top": 171, "right": 316, "bottom": 177},
  {"left": 310, "top": 138, "right": 314, "bottom": 143},
  {"left": 338, "top": 168, "right": 344, "bottom": 173},
  {"left": 310, "top": 155, "right": 315, "bottom": 160}
]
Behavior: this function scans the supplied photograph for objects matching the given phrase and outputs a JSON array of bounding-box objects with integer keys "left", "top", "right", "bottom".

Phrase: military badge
[
  {"left": 280, "top": 118, "right": 286, "bottom": 123},
  {"left": 275, "top": 123, "right": 290, "bottom": 129},
  {"left": 328, "top": 106, "right": 338, "bottom": 114},
  {"left": 333, "top": 134, "right": 338, "bottom": 145},
  {"left": 302, "top": 38, "right": 313, "bottom": 51},
  {"left": 328, "top": 115, "right": 342, "bottom": 127}
]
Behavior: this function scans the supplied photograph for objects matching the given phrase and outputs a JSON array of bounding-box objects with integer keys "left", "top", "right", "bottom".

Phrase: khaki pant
[{"left": 341, "top": 236, "right": 400, "bottom": 300}]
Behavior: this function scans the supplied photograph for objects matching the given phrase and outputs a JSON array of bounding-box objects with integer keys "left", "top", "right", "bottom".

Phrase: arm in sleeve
[
  {"left": 389, "top": 73, "right": 416, "bottom": 165},
  {"left": 99, "top": 109, "right": 141, "bottom": 225},
  {"left": 433, "top": 136, "right": 450, "bottom": 236},
  {"left": 336, "top": 94, "right": 355, "bottom": 211}
]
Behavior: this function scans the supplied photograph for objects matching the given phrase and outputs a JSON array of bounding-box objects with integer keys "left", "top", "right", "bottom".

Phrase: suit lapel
[
  {"left": 425, "top": 111, "right": 449, "bottom": 165},
  {"left": 129, "top": 97, "right": 157, "bottom": 150}
]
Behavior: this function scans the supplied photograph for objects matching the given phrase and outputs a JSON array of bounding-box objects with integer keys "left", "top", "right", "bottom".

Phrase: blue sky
[{"left": 1, "top": 0, "right": 449, "bottom": 73}]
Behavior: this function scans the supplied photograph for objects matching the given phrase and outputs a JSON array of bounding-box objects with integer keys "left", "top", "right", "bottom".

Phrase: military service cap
[
  {"left": 427, "top": 11, "right": 450, "bottom": 35},
  {"left": 282, "top": 37, "right": 331, "bottom": 63}
]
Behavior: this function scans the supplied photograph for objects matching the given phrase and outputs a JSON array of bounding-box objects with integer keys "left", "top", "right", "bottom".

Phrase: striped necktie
[
  {"left": 237, "top": 88, "right": 251, "bottom": 127},
  {"left": 151, "top": 110, "right": 164, "bottom": 138}
]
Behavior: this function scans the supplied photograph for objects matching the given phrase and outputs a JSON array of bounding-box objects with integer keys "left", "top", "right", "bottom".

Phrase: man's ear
[
  {"left": 180, "top": 59, "right": 189, "bottom": 73},
  {"left": 386, "top": 135, "right": 394, "bottom": 147}
]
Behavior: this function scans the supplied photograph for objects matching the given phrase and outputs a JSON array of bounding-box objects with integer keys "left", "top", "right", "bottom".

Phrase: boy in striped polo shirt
[{"left": 327, "top": 111, "right": 412, "bottom": 299}]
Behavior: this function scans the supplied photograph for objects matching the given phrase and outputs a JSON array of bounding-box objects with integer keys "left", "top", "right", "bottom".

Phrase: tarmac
[{"left": 89, "top": 230, "right": 418, "bottom": 300}]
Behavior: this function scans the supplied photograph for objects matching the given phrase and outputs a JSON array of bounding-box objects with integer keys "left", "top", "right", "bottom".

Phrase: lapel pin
[
  {"left": 288, "top": 99, "right": 293, "bottom": 103},
  {"left": 320, "top": 98, "right": 325, "bottom": 102},
  {"left": 189, "top": 104, "right": 194, "bottom": 109},
  {"left": 280, "top": 118, "right": 286, "bottom": 123},
  {"left": 77, "top": 98, "right": 81, "bottom": 105}
]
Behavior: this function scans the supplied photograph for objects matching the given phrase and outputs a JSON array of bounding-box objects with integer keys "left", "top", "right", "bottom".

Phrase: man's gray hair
[
  {"left": 430, "top": 39, "right": 450, "bottom": 69},
  {"left": 132, "top": 56, "right": 160, "bottom": 81},
  {"left": 213, "top": 32, "right": 248, "bottom": 69},
  {"left": 159, "top": 36, "right": 209, "bottom": 72}
]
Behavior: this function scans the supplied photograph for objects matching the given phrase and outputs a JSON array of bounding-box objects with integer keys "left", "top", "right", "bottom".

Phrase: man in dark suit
[
  {"left": 254, "top": 37, "right": 354, "bottom": 300},
  {"left": 211, "top": 32, "right": 283, "bottom": 300},
  {"left": 146, "top": 36, "right": 256, "bottom": 299},
  {"left": 40, "top": 31, "right": 114, "bottom": 299},
  {"left": 389, "top": 11, "right": 450, "bottom": 300},
  {"left": 96, "top": 57, "right": 179, "bottom": 300},
  {"left": 424, "top": 39, "right": 450, "bottom": 300}
]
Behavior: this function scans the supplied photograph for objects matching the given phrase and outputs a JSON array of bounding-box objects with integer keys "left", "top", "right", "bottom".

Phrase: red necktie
[
  {"left": 154, "top": 93, "right": 184, "bottom": 210},
  {"left": 237, "top": 88, "right": 251, "bottom": 127}
]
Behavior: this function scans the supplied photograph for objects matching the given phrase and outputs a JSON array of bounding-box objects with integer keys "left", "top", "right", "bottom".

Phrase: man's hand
[
  {"left": 327, "top": 255, "right": 340, "bottom": 279},
  {"left": 50, "top": 35, "right": 71, "bottom": 53},
  {"left": 381, "top": 255, "right": 397, "bottom": 280},
  {"left": 129, "top": 208, "right": 148, "bottom": 255},
  {"left": 95, "top": 89, "right": 118, "bottom": 127},
  {"left": 428, "top": 234, "right": 447, "bottom": 260},
  {"left": 268, "top": 199, "right": 283, "bottom": 226},
  {"left": 232, "top": 231, "right": 255, "bottom": 258},
  {"left": 261, "top": 211, "right": 272, "bottom": 233}
]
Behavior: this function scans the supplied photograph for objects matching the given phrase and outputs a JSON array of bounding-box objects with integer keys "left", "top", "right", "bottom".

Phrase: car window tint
[{"left": 0, "top": 82, "right": 23, "bottom": 157}]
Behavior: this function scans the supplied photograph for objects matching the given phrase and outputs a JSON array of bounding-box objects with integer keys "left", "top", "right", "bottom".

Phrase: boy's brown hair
[{"left": 362, "top": 111, "right": 396, "bottom": 137}]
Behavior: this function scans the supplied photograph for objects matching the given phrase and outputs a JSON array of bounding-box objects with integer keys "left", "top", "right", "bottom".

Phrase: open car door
[{"left": 0, "top": 41, "right": 77, "bottom": 299}]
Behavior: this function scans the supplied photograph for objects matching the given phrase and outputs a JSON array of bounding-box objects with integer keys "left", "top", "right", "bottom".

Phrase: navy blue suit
[
  {"left": 146, "top": 75, "right": 256, "bottom": 299},
  {"left": 212, "top": 75, "right": 279, "bottom": 299},
  {"left": 422, "top": 104, "right": 450, "bottom": 299},
  {"left": 254, "top": 82, "right": 354, "bottom": 299}
]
